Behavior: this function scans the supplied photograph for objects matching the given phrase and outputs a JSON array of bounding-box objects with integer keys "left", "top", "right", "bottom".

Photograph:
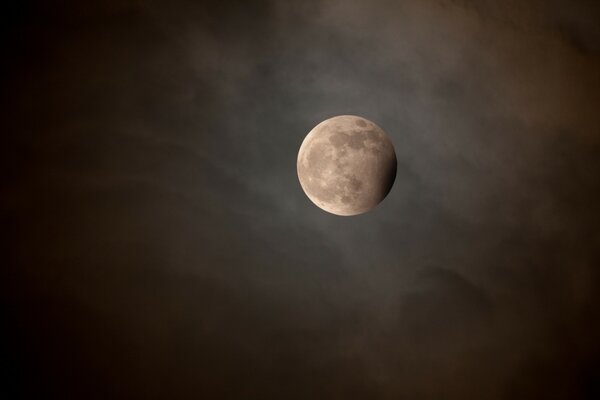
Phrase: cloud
[{"left": 2, "top": 0, "right": 599, "bottom": 398}]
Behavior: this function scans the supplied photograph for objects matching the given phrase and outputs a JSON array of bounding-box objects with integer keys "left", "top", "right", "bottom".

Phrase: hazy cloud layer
[{"left": 3, "top": 0, "right": 599, "bottom": 398}]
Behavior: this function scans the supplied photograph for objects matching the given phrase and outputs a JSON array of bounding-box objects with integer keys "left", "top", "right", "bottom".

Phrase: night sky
[{"left": 3, "top": 1, "right": 600, "bottom": 398}]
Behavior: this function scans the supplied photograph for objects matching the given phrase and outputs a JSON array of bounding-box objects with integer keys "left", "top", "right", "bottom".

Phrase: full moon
[{"left": 297, "top": 115, "right": 397, "bottom": 216}]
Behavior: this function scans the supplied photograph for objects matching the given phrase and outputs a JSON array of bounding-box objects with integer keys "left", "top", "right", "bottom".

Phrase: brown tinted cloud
[{"left": 2, "top": 0, "right": 599, "bottom": 399}]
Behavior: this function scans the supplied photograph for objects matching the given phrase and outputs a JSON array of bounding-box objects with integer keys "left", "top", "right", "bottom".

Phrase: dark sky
[{"left": 2, "top": 0, "right": 600, "bottom": 398}]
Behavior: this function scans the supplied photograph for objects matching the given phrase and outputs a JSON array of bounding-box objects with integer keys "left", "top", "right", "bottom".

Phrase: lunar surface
[{"left": 297, "top": 115, "right": 397, "bottom": 216}]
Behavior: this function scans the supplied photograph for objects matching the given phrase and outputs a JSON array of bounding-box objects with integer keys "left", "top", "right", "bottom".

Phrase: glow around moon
[{"left": 297, "top": 115, "right": 397, "bottom": 216}]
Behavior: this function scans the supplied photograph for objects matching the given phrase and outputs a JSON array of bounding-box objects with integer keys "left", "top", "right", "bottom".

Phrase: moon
[{"left": 297, "top": 115, "right": 397, "bottom": 216}]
